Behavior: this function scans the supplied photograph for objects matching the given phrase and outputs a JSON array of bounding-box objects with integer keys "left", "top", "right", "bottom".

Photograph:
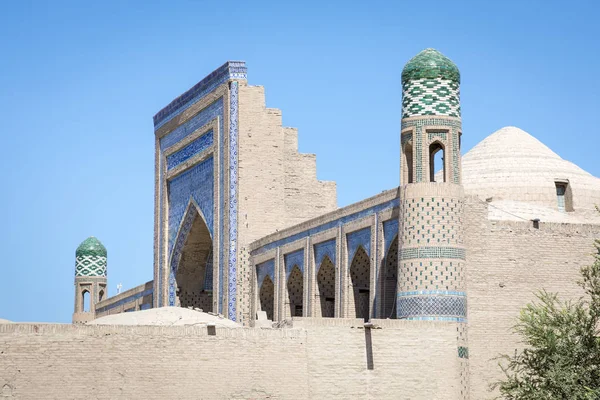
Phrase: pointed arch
[
  {"left": 381, "top": 235, "right": 398, "bottom": 319},
  {"left": 168, "top": 198, "right": 214, "bottom": 309},
  {"left": 349, "top": 246, "right": 370, "bottom": 321},
  {"left": 287, "top": 265, "right": 304, "bottom": 318},
  {"left": 82, "top": 290, "right": 90, "bottom": 313},
  {"left": 316, "top": 256, "right": 335, "bottom": 318},
  {"left": 259, "top": 275, "right": 275, "bottom": 321},
  {"left": 402, "top": 142, "right": 414, "bottom": 184},
  {"left": 429, "top": 141, "right": 446, "bottom": 182}
]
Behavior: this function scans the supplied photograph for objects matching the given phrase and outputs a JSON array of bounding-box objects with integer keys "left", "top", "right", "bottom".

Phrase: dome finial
[{"left": 402, "top": 48, "right": 460, "bottom": 84}]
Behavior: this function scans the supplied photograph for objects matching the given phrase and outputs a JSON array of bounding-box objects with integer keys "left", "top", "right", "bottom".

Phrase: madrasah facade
[{"left": 68, "top": 48, "right": 600, "bottom": 398}]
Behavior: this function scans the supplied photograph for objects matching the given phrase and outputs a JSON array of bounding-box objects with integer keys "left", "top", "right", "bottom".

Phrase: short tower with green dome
[
  {"left": 72, "top": 236, "right": 108, "bottom": 323},
  {"left": 399, "top": 48, "right": 469, "bottom": 398}
]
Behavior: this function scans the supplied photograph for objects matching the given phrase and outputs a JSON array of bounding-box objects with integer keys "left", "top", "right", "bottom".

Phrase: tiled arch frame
[{"left": 167, "top": 199, "right": 214, "bottom": 307}]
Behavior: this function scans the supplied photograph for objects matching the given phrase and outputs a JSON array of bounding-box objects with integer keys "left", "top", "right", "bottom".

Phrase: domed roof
[
  {"left": 76, "top": 237, "right": 107, "bottom": 258},
  {"left": 402, "top": 48, "right": 460, "bottom": 84},
  {"left": 462, "top": 126, "right": 600, "bottom": 222}
]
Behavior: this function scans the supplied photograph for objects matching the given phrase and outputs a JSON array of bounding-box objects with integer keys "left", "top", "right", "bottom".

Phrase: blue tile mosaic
[
  {"left": 160, "top": 99, "right": 223, "bottom": 151},
  {"left": 314, "top": 240, "right": 336, "bottom": 273},
  {"left": 398, "top": 290, "right": 466, "bottom": 297},
  {"left": 167, "top": 203, "right": 200, "bottom": 306},
  {"left": 406, "top": 316, "right": 467, "bottom": 323},
  {"left": 158, "top": 96, "right": 224, "bottom": 308},
  {"left": 253, "top": 198, "right": 399, "bottom": 256},
  {"left": 347, "top": 228, "right": 371, "bottom": 266},
  {"left": 397, "top": 294, "right": 466, "bottom": 319},
  {"left": 167, "top": 157, "right": 214, "bottom": 254},
  {"left": 256, "top": 259, "right": 275, "bottom": 288},
  {"left": 95, "top": 288, "right": 154, "bottom": 314},
  {"left": 154, "top": 61, "right": 247, "bottom": 129},
  {"left": 383, "top": 219, "right": 399, "bottom": 255},
  {"left": 228, "top": 81, "right": 239, "bottom": 321},
  {"left": 400, "top": 247, "right": 465, "bottom": 260},
  {"left": 166, "top": 130, "right": 213, "bottom": 170},
  {"left": 285, "top": 249, "right": 304, "bottom": 280}
]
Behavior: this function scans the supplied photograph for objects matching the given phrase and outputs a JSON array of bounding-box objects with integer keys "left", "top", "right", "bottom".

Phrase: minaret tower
[
  {"left": 72, "top": 237, "right": 107, "bottom": 323},
  {"left": 398, "top": 48, "right": 468, "bottom": 396}
]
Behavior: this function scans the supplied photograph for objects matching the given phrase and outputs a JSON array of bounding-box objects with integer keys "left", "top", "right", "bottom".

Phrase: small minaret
[
  {"left": 72, "top": 237, "right": 107, "bottom": 323},
  {"left": 399, "top": 48, "right": 469, "bottom": 398}
]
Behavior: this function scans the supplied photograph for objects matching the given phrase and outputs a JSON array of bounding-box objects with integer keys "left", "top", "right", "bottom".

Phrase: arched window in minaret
[
  {"left": 403, "top": 142, "right": 414, "bottom": 184},
  {"left": 429, "top": 142, "right": 446, "bottom": 182},
  {"left": 82, "top": 290, "right": 90, "bottom": 313}
]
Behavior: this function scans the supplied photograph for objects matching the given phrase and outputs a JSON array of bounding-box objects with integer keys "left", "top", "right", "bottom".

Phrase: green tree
[{"left": 493, "top": 236, "right": 600, "bottom": 399}]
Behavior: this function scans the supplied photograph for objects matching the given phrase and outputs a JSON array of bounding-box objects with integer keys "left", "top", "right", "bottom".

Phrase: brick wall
[
  {"left": 464, "top": 196, "right": 600, "bottom": 399},
  {"left": 0, "top": 321, "right": 460, "bottom": 399}
]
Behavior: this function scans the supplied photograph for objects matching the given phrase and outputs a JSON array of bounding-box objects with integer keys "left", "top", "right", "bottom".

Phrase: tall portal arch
[{"left": 169, "top": 200, "right": 214, "bottom": 310}]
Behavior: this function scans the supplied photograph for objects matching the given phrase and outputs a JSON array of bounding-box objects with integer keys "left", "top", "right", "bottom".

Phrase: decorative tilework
[
  {"left": 415, "top": 126, "right": 423, "bottom": 181},
  {"left": 402, "top": 78, "right": 460, "bottom": 118},
  {"left": 168, "top": 202, "right": 200, "bottom": 306},
  {"left": 400, "top": 247, "right": 465, "bottom": 260},
  {"left": 160, "top": 99, "right": 223, "bottom": 151},
  {"left": 427, "top": 130, "right": 447, "bottom": 142},
  {"left": 398, "top": 290, "right": 466, "bottom": 297},
  {"left": 158, "top": 96, "right": 224, "bottom": 308},
  {"left": 153, "top": 61, "right": 247, "bottom": 129},
  {"left": 397, "top": 294, "right": 466, "bottom": 319},
  {"left": 452, "top": 129, "right": 460, "bottom": 184},
  {"left": 314, "top": 240, "right": 336, "bottom": 272},
  {"left": 167, "top": 157, "right": 214, "bottom": 254},
  {"left": 401, "top": 49, "right": 460, "bottom": 119},
  {"left": 401, "top": 118, "right": 462, "bottom": 130},
  {"left": 253, "top": 198, "right": 399, "bottom": 256},
  {"left": 347, "top": 228, "right": 371, "bottom": 266},
  {"left": 228, "top": 81, "right": 239, "bottom": 321},
  {"left": 166, "top": 130, "right": 213, "bottom": 170},
  {"left": 285, "top": 250, "right": 304, "bottom": 280},
  {"left": 256, "top": 259, "right": 275, "bottom": 288},
  {"left": 383, "top": 219, "right": 399, "bottom": 254},
  {"left": 401, "top": 132, "right": 413, "bottom": 145},
  {"left": 75, "top": 255, "right": 107, "bottom": 277},
  {"left": 402, "top": 49, "right": 460, "bottom": 84}
]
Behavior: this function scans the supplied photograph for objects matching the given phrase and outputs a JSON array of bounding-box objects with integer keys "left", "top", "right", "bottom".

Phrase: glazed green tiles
[
  {"left": 401, "top": 49, "right": 461, "bottom": 119},
  {"left": 75, "top": 237, "right": 107, "bottom": 277},
  {"left": 401, "top": 48, "right": 460, "bottom": 84}
]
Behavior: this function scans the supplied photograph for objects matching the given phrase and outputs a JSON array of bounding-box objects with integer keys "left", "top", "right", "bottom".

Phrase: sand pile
[{"left": 87, "top": 307, "right": 241, "bottom": 328}]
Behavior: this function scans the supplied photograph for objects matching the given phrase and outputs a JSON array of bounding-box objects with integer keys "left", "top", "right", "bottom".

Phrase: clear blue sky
[{"left": 1, "top": 0, "right": 598, "bottom": 323}]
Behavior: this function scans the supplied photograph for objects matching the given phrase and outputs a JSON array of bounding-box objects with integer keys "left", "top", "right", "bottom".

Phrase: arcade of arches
[{"left": 175, "top": 213, "right": 213, "bottom": 311}]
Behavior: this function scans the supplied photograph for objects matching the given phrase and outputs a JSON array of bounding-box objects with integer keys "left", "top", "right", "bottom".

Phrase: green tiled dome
[
  {"left": 402, "top": 48, "right": 460, "bottom": 84},
  {"left": 76, "top": 237, "right": 107, "bottom": 258}
]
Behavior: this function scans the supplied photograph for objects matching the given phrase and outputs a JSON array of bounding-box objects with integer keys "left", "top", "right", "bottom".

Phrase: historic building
[{"left": 70, "top": 48, "right": 600, "bottom": 398}]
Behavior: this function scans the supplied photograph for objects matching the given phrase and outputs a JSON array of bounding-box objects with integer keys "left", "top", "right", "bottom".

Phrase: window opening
[
  {"left": 82, "top": 291, "right": 90, "bottom": 313},
  {"left": 555, "top": 182, "right": 567, "bottom": 212},
  {"left": 429, "top": 142, "right": 445, "bottom": 182},
  {"left": 404, "top": 143, "right": 414, "bottom": 184}
]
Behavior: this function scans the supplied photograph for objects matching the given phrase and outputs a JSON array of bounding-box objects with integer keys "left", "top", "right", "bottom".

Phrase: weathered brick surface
[
  {"left": 464, "top": 196, "right": 600, "bottom": 399},
  {"left": 0, "top": 321, "right": 459, "bottom": 399}
]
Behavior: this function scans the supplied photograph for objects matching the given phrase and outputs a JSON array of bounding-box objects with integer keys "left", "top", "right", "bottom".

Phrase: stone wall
[
  {"left": 0, "top": 320, "right": 460, "bottom": 400},
  {"left": 464, "top": 197, "right": 600, "bottom": 399}
]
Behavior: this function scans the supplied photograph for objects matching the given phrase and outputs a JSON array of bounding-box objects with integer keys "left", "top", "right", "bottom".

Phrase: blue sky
[{"left": 0, "top": 0, "right": 598, "bottom": 322}]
